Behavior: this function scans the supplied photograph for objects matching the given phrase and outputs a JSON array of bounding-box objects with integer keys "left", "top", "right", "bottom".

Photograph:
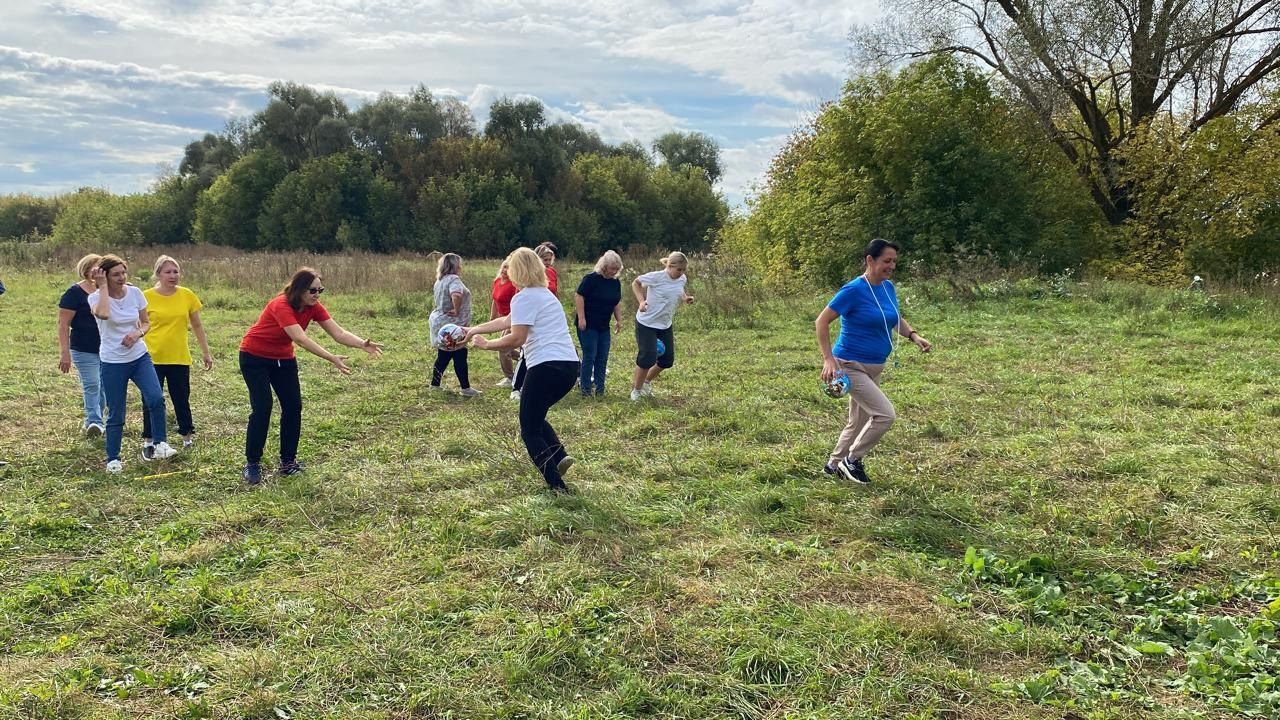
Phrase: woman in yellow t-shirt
[{"left": 142, "top": 255, "right": 213, "bottom": 448}]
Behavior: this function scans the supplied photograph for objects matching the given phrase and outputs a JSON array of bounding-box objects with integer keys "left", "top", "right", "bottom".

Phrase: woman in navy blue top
[
  {"left": 815, "top": 239, "right": 931, "bottom": 484},
  {"left": 57, "top": 253, "right": 107, "bottom": 436},
  {"left": 573, "top": 250, "right": 624, "bottom": 396}
]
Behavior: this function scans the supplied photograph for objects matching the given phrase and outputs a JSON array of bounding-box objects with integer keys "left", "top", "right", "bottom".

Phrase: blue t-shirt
[{"left": 828, "top": 276, "right": 899, "bottom": 364}]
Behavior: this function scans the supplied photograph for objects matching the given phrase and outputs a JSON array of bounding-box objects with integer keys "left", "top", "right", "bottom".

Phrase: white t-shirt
[
  {"left": 509, "top": 287, "right": 578, "bottom": 368},
  {"left": 635, "top": 270, "right": 687, "bottom": 330},
  {"left": 87, "top": 285, "right": 150, "bottom": 364}
]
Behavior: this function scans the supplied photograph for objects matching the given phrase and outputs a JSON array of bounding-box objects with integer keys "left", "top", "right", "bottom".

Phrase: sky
[{"left": 0, "top": 1, "right": 879, "bottom": 206}]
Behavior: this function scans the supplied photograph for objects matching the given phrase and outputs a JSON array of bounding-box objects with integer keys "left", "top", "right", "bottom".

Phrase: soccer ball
[
  {"left": 655, "top": 338, "right": 666, "bottom": 356},
  {"left": 438, "top": 323, "right": 467, "bottom": 350},
  {"left": 822, "top": 373, "right": 850, "bottom": 398}
]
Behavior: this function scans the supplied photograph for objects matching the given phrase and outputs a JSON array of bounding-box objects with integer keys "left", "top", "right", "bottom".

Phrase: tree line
[
  {"left": 725, "top": 0, "right": 1280, "bottom": 285},
  {"left": 1, "top": 83, "right": 728, "bottom": 259}
]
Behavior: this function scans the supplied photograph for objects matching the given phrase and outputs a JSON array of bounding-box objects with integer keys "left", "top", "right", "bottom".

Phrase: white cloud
[
  {"left": 0, "top": 1, "right": 878, "bottom": 198},
  {"left": 563, "top": 101, "right": 684, "bottom": 144},
  {"left": 0, "top": 162, "right": 37, "bottom": 173},
  {"left": 721, "top": 132, "right": 791, "bottom": 204}
]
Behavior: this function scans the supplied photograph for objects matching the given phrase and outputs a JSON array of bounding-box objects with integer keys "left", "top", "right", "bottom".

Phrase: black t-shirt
[
  {"left": 59, "top": 284, "right": 101, "bottom": 354},
  {"left": 575, "top": 272, "right": 621, "bottom": 331}
]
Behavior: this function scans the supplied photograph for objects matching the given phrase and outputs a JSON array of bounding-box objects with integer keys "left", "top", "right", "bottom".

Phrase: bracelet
[{"left": 907, "top": 330, "right": 918, "bottom": 339}]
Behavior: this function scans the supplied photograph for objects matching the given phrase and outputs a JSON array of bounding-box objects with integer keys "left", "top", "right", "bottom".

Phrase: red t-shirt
[
  {"left": 239, "top": 294, "right": 331, "bottom": 359},
  {"left": 545, "top": 266, "right": 558, "bottom": 295},
  {"left": 491, "top": 277, "right": 517, "bottom": 317}
]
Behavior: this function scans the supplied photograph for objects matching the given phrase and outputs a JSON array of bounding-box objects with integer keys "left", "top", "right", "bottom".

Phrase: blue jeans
[
  {"left": 577, "top": 327, "right": 611, "bottom": 395},
  {"left": 101, "top": 354, "right": 166, "bottom": 461},
  {"left": 70, "top": 349, "right": 105, "bottom": 427}
]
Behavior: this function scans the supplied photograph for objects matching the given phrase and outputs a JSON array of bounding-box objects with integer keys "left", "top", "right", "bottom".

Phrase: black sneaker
[
  {"left": 547, "top": 477, "right": 570, "bottom": 494},
  {"left": 243, "top": 462, "right": 262, "bottom": 485},
  {"left": 279, "top": 460, "right": 305, "bottom": 477},
  {"left": 141, "top": 444, "right": 155, "bottom": 461},
  {"left": 822, "top": 463, "right": 838, "bottom": 477},
  {"left": 836, "top": 457, "right": 872, "bottom": 485}
]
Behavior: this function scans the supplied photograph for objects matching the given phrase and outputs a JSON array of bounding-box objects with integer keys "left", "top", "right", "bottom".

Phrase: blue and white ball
[
  {"left": 823, "top": 373, "right": 850, "bottom": 398},
  {"left": 438, "top": 323, "right": 467, "bottom": 350}
]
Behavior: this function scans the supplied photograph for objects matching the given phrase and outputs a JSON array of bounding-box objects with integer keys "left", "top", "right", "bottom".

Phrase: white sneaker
[
  {"left": 510, "top": 390, "right": 521, "bottom": 401},
  {"left": 641, "top": 382, "right": 653, "bottom": 397},
  {"left": 495, "top": 377, "right": 513, "bottom": 388},
  {"left": 183, "top": 436, "right": 194, "bottom": 448},
  {"left": 460, "top": 387, "right": 481, "bottom": 398},
  {"left": 148, "top": 441, "right": 178, "bottom": 460},
  {"left": 85, "top": 423, "right": 104, "bottom": 438},
  {"left": 105, "top": 459, "right": 123, "bottom": 473},
  {"left": 630, "top": 389, "right": 642, "bottom": 401}
]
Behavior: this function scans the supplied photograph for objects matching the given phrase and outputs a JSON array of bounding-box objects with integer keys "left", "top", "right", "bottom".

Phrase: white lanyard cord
[{"left": 862, "top": 274, "right": 897, "bottom": 361}]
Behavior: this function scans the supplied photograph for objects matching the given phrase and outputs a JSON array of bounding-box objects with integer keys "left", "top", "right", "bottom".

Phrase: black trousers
[
  {"left": 431, "top": 347, "right": 470, "bottom": 388},
  {"left": 239, "top": 351, "right": 302, "bottom": 464},
  {"left": 519, "top": 360, "right": 579, "bottom": 487},
  {"left": 141, "top": 363, "right": 194, "bottom": 439}
]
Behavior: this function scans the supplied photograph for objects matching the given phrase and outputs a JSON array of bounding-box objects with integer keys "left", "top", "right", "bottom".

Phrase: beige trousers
[{"left": 828, "top": 359, "right": 896, "bottom": 466}]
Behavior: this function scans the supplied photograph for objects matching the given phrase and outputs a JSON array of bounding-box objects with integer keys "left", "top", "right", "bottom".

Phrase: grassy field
[{"left": 1, "top": 247, "right": 1278, "bottom": 719}]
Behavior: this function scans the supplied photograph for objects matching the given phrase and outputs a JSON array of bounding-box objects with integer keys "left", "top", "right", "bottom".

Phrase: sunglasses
[{"left": 308, "top": 287, "right": 325, "bottom": 295}]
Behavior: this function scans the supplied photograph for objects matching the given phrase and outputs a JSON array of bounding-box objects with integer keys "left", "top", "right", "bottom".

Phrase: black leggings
[
  {"left": 142, "top": 363, "right": 194, "bottom": 439},
  {"left": 519, "top": 360, "right": 579, "bottom": 487},
  {"left": 239, "top": 351, "right": 302, "bottom": 464},
  {"left": 431, "top": 347, "right": 470, "bottom": 388}
]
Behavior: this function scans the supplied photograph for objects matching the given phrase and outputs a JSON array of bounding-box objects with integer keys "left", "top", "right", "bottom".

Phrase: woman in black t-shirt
[
  {"left": 57, "top": 253, "right": 106, "bottom": 436},
  {"left": 573, "top": 250, "right": 624, "bottom": 396}
]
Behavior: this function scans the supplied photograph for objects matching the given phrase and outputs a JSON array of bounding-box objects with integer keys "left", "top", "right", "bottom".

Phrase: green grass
[{"left": 1, "top": 253, "right": 1278, "bottom": 719}]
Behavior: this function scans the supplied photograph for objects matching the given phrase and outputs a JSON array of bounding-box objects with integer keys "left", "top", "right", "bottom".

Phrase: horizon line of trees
[{"left": 0, "top": 83, "right": 728, "bottom": 260}]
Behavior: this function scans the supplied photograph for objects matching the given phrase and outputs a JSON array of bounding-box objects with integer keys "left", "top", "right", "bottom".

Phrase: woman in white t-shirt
[
  {"left": 88, "top": 254, "right": 177, "bottom": 473},
  {"left": 630, "top": 252, "right": 694, "bottom": 401},
  {"left": 463, "top": 247, "right": 581, "bottom": 492}
]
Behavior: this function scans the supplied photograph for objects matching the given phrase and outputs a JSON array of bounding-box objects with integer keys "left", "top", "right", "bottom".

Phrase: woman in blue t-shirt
[{"left": 815, "top": 239, "right": 932, "bottom": 484}]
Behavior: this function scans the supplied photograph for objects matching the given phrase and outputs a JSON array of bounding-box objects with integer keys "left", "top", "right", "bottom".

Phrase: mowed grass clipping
[{"left": 1, "top": 251, "right": 1279, "bottom": 720}]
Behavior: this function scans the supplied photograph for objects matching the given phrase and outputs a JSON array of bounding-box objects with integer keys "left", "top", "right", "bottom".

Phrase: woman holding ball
[
  {"left": 630, "top": 251, "right": 694, "bottom": 402},
  {"left": 428, "top": 253, "right": 478, "bottom": 397},
  {"left": 815, "top": 239, "right": 931, "bottom": 485},
  {"left": 464, "top": 248, "right": 580, "bottom": 493}
]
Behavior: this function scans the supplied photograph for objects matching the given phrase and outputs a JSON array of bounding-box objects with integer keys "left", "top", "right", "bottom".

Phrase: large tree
[
  {"left": 652, "top": 131, "right": 723, "bottom": 185},
  {"left": 253, "top": 81, "right": 353, "bottom": 169},
  {"left": 855, "top": 0, "right": 1280, "bottom": 225}
]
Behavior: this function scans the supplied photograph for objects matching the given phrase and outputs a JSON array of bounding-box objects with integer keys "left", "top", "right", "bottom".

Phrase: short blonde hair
[
  {"left": 437, "top": 252, "right": 462, "bottom": 280},
  {"left": 662, "top": 251, "right": 688, "bottom": 270},
  {"left": 76, "top": 253, "right": 102, "bottom": 280},
  {"left": 153, "top": 254, "right": 180, "bottom": 276},
  {"left": 507, "top": 247, "right": 548, "bottom": 289},
  {"left": 594, "top": 250, "right": 623, "bottom": 274}
]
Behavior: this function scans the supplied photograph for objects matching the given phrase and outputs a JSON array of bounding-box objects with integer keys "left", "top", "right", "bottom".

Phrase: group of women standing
[
  {"left": 55, "top": 239, "right": 929, "bottom": 494},
  {"left": 58, "top": 254, "right": 209, "bottom": 472}
]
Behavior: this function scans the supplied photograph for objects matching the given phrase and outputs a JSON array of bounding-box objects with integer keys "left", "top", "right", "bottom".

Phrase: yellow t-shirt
[{"left": 143, "top": 286, "right": 202, "bottom": 365}]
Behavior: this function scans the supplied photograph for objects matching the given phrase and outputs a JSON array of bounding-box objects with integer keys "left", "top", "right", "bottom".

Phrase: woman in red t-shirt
[
  {"left": 237, "top": 267, "right": 383, "bottom": 485},
  {"left": 490, "top": 259, "right": 519, "bottom": 387},
  {"left": 535, "top": 242, "right": 558, "bottom": 295}
]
